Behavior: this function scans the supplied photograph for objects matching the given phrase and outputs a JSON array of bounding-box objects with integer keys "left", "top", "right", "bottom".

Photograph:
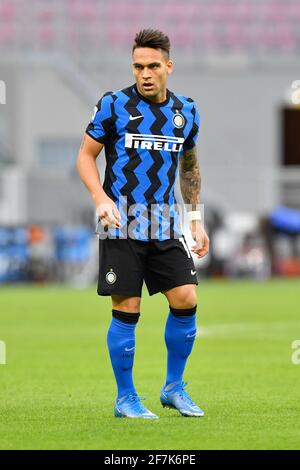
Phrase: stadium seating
[
  {"left": 0, "top": 227, "right": 29, "bottom": 283},
  {"left": 0, "top": 0, "right": 300, "bottom": 58},
  {"left": 0, "top": 225, "right": 95, "bottom": 284}
]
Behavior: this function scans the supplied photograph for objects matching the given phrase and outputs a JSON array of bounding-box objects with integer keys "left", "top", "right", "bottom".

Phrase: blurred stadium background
[
  {"left": 0, "top": 0, "right": 300, "bottom": 285},
  {"left": 1, "top": 0, "right": 300, "bottom": 285}
]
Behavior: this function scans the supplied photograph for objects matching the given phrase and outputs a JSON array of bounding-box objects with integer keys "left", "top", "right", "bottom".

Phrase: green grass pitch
[{"left": 0, "top": 280, "right": 300, "bottom": 450}]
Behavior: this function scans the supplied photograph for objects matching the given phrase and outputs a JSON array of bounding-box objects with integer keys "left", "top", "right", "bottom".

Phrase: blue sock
[
  {"left": 107, "top": 310, "right": 140, "bottom": 400},
  {"left": 164, "top": 305, "right": 197, "bottom": 388}
]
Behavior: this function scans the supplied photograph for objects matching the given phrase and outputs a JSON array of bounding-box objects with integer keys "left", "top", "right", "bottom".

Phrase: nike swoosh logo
[
  {"left": 129, "top": 115, "right": 143, "bottom": 121},
  {"left": 191, "top": 270, "right": 196, "bottom": 275},
  {"left": 124, "top": 347, "right": 135, "bottom": 352},
  {"left": 187, "top": 333, "right": 197, "bottom": 338}
]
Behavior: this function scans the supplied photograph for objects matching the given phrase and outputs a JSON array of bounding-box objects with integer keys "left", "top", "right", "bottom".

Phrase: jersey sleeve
[
  {"left": 183, "top": 103, "right": 200, "bottom": 151},
  {"left": 86, "top": 93, "right": 114, "bottom": 144}
]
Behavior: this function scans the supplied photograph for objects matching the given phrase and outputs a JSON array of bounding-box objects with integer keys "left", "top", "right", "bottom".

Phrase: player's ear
[{"left": 167, "top": 60, "right": 174, "bottom": 75}]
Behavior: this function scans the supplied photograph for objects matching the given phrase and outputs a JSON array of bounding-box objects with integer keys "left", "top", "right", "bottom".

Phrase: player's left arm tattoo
[{"left": 179, "top": 146, "right": 201, "bottom": 210}]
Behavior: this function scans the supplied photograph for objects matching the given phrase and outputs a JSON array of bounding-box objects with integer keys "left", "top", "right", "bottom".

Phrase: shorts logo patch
[{"left": 106, "top": 269, "right": 117, "bottom": 284}]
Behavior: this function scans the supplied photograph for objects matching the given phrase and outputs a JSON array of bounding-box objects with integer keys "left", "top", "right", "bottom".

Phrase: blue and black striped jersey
[{"left": 86, "top": 84, "right": 200, "bottom": 241}]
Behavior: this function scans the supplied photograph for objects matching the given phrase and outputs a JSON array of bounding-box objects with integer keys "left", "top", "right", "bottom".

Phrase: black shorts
[{"left": 97, "top": 236, "right": 198, "bottom": 297}]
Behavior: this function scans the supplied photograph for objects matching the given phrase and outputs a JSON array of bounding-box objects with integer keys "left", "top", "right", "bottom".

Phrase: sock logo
[
  {"left": 106, "top": 268, "right": 117, "bottom": 284},
  {"left": 186, "top": 332, "right": 197, "bottom": 339},
  {"left": 123, "top": 345, "right": 135, "bottom": 358}
]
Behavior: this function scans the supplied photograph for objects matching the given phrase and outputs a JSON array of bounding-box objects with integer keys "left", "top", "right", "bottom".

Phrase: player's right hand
[
  {"left": 96, "top": 195, "right": 121, "bottom": 229},
  {"left": 190, "top": 220, "right": 210, "bottom": 258}
]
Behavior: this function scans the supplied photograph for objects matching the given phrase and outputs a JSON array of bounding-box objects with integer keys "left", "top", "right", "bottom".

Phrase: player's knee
[
  {"left": 168, "top": 287, "right": 197, "bottom": 310},
  {"left": 175, "top": 297, "right": 197, "bottom": 310},
  {"left": 111, "top": 295, "right": 141, "bottom": 313}
]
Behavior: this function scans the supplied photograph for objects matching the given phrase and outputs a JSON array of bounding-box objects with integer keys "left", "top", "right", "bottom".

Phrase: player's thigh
[
  {"left": 144, "top": 237, "right": 198, "bottom": 297},
  {"left": 163, "top": 284, "right": 197, "bottom": 309},
  {"left": 97, "top": 238, "right": 145, "bottom": 297},
  {"left": 111, "top": 295, "right": 141, "bottom": 313}
]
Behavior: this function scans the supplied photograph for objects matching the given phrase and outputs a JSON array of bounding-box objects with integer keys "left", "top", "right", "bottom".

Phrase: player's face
[{"left": 132, "top": 47, "right": 173, "bottom": 103}]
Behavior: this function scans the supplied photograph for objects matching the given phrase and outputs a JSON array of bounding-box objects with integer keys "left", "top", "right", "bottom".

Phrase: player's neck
[{"left": 148, "top": 90, "right": 167, "bottom": 104}]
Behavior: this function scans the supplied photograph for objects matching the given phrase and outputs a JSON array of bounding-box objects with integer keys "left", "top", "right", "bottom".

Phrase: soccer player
[{"left": 77, "top": 29, "right": 209, "bottom": 418}]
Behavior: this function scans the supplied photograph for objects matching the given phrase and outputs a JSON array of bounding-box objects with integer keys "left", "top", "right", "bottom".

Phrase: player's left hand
[{"left": 190, "top": 220, "right": 210, "bottom": 258}]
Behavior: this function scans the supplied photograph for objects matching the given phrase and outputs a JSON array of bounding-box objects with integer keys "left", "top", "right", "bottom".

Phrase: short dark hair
[{"left": 133, "top": 29, "right": 170, "bottom": 58}]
